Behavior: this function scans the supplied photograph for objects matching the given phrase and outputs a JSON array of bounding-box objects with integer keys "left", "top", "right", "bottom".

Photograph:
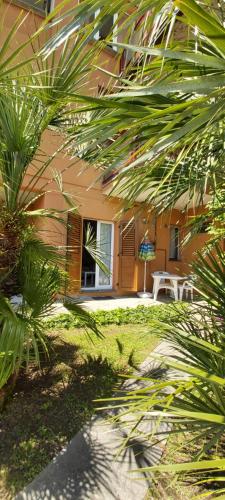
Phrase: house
[{"left": 2, "top": 0, "right": 211, "bottom": 296}]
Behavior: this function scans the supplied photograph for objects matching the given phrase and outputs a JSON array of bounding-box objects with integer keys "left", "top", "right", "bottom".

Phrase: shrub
[{"left": 45, "top": 302, "right": 188, "bottom": 330}]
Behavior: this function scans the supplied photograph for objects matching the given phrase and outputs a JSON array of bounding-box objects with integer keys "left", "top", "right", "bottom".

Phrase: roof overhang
[{"left": 102, "top": 179, "right": 211, "bottom": 210}]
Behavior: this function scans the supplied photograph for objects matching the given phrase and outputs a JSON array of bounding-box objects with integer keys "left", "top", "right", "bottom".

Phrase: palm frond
[
  {"left": 84, "top": 222, "right": 110, "bottom": 277},
  {"left": 61, "top": 0, "right": 225, "bottom": 215},
  {"left": 63, "top": 300, "right": 103, "bottom": 339}
]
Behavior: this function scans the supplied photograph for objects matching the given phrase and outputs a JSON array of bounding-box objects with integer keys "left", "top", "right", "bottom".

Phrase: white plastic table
[{"left": 151, "top": 272, "right": 187, "bottom": 301}]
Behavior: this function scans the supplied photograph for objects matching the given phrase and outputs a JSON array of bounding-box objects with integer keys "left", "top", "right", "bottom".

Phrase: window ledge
[{"left": 8, "top": 0, "right": 46, "bottom": 17}]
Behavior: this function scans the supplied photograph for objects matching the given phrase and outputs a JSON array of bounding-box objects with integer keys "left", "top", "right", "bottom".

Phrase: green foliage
[
  {"left": 192, "top": 243, "right": 225, "bottom": 318},
  {"left": 0, "top": 256, "right": 102, "bottom": 390},
  {"left": 0, "top": 261, "right": 63, "bottom": 390},
  {"left": 206, "top": 188, "right": 225, "bottom": 243},
  {"left": 0, "top": 323, "right": 157, "bottom": 497},
  {"left": 46, "top": 303, "right": 187, "bottom": 330},
  {"left": 102, "top": 246, "right": 225, "bottom": 495},
  {"left": 44, "top": 0, "right": 225, "bottom": 493},
  {"left": 56, "top": 0, "right": 225, "bottom": 222},
  {"left": 184, "top": 185, "right": 225, "bottom": 247},
  {"left": 0, "top": 5, "right": 107, "bottom": 392}
]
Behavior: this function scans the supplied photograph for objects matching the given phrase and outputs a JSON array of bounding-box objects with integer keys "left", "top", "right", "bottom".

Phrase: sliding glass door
[
  {"left": 96, "top": 222, "right": 113, "bottom": 288},
  {"left": 81, "top": 220, "right": 114, "bottom": 290}
]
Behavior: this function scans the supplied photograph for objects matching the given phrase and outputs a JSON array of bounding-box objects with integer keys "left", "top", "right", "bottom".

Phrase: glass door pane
[
  {"left": 81, "top": 220, "right": 97, "bottom": 288},
  {"left": 97, "top": 222, "right": 113, "bottom": 287}
]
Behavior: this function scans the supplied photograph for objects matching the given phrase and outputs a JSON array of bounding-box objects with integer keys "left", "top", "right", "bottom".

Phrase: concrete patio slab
[
  {"left": 80, "top": 295, "right": 171, "bottom": 312},
  {"left": 52, "top": 294, "right": 171, "bottom": 316},
  {"left": 15, "top": 417, "right": 155, "bottom": 500}
]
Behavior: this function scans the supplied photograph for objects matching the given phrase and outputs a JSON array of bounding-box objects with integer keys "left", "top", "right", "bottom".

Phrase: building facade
[{"left": 3, "top": 0, "right": 211, "bottom": 296}]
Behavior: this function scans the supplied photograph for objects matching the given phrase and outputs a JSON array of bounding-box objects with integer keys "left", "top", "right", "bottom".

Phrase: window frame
[
  {"left": 11, "top": 0, "right": 54, "bottom": 16},
  {"left": 81, "top": 218, "right": 114, "bottom": 290},
  {"left": 94, "top": 9, "right": 118, "bottom": 52},
  {"left": 169, "top": 225, "right": 180, "bottom": 261}
]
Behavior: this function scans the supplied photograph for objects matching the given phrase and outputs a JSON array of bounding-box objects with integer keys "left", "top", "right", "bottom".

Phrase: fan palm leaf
[
  {"left": 95, "top": 246, "right": 225, "bottom": 492},
  {"left": 0, "top": 2, "right": 109, "bottom": 392},
  {"left": 55, "top": 0, "right": 225, "bottom": 213}
]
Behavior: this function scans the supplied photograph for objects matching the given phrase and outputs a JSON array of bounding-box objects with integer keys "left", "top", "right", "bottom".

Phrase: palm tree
[
  {"left": 47, "top": 0, "right": 225, "bottom": 217},
  {"left": 97, "top": 245, "right": 225, "bottom": 494},
  {"left": 43, "top": 0, "right": 225, "bottom": 488},
  {"left": 0, "top": 6, "right": 105, "bottom": 395}
]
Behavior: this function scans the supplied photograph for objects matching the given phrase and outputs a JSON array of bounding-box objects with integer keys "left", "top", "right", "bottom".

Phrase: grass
[
  {"left": 146, "top": 432, "right": 224, "bottom": 499},
  {"left": 146, "top": 435, "right": 200, "bottom": 500},
  {"left": 0, "top": 323, "right": 158, "bottom": 499},
  {"left": 61, "top": 324, "right": 158, "bottom": 369}
]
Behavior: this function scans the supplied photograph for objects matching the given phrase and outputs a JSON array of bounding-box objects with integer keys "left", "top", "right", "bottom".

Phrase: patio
[
  {"left": 52, "top": 272, "right": 193, "bottom": 315},
  {"left": 52, "top": 294, "right": 172, "bottom": 315},
  {"left": 79, "top": 294, "right": 172, "bottom": 311}
]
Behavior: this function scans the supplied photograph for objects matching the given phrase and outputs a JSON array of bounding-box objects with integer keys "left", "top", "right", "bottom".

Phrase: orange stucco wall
[{"left": 132, "top": 208, "right": 209, "bottom": 295}]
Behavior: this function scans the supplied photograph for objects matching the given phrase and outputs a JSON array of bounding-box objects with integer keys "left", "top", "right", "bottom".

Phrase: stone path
[{"left": 16, "top": 341, "right": 179, "bottom": 500}]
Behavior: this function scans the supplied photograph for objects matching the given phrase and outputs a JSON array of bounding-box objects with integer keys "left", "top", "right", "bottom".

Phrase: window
[
  {"left": 99, "top": 14, "right": 116, "bottom": 40},
  {"left": 43, "top": 0, "right": 53, "bottom": 14},
  {"left": 169, "top": 226, "right": 180, "bottom": 260},
  {"left": 198, "top": 220, "right": 210, "bottom": 234},
  {"left": 78, "top": 6, "right": 118, "bottom": 51},
  {"left": 14, "top": 0, "right": 54, "bottom": 15},
  {"left": 94, "top": 9, "right": 118, "bottom": 51}
]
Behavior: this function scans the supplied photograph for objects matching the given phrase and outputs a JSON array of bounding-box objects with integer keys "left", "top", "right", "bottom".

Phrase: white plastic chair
[
  {"left": 152, "top": 272, "right": 175, "bottom": 301},
  {"left": 178, "top": 279, "right": 194, "bottom": 301}
]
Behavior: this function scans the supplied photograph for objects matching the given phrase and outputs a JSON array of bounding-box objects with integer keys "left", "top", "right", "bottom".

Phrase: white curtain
[{"left": 98, "top": 223, "right": 112, "bottom": 286}]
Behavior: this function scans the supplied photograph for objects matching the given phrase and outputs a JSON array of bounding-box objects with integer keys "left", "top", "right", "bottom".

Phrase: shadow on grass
[{"left": 0, "top": 337, "right": 122, "bottom": 498}]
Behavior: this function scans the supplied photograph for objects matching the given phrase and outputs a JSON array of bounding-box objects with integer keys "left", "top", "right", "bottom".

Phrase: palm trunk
[
  {"left": 0, "top": 372, "right": 18, "bottom": 410},
  {"left": 0, "top": 206, "right": 25, "bottom": 296}
]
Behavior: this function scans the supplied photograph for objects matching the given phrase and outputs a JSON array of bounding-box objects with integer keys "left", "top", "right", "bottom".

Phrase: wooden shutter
[
  {"left": 119, "top": 222, "right": 137, "bottom": 291},
  {"left": 67, "top": 213, "right": 82, "bottom": 293},
  {"left": 121, "top": 222, "right": 136, "bottom": 257}
]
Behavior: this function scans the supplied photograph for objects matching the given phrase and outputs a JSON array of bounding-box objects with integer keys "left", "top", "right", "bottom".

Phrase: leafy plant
[
  {"left": 97, "top": 245, "right": 225, "bottom": 496},
  {"left": 42, "top": 0, "right": 225, "bottom": 494},
  {"left": 46, "top": 302, "right": 187, "bottom": 330},
  {"left": 0, "top": 5, "right": 108, "bottom": 393},
  {"left": 49, "top": 0, "right": 225, "bottom": 227},
  {"left": 0, "top": 263, "right": 60, "bottom": 390},
  {"left": 185, "top": 186, "right": 225, "bottom": 247}
]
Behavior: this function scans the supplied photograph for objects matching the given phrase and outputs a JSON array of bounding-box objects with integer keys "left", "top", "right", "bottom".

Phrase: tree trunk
[
  {"left": 0, "top": 206, "right": 25, "bottom": 296},
  {"left": 0, "top": 372, "right": 18, "bottom": 410}
]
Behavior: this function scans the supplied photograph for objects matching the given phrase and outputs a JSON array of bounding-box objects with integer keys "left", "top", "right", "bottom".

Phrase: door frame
[{"left": 81, "top": 219, "right": 114, "bottom": 291}]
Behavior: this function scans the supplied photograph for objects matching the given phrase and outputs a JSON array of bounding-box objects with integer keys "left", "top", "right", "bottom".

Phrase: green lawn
[
  {"left": 62, "top": 323, "right": 158, "bottom": 369},
  {"left": 0, "top": 323, "right": 158, "bottom": 499}
]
